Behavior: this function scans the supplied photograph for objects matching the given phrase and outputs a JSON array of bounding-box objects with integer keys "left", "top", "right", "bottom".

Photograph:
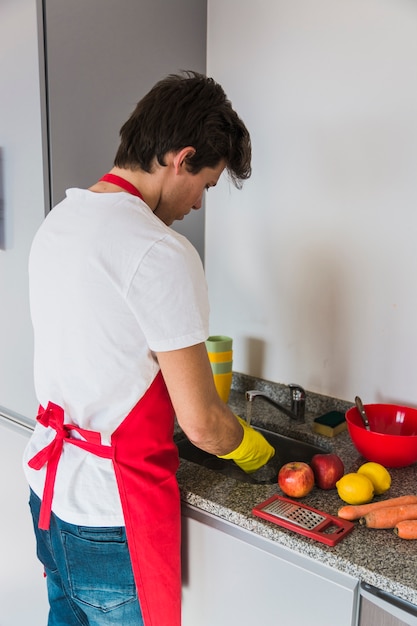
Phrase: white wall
[
  {"left": 206, "top": 0, "right": 417, "bottom": 404},
  {"left": 0, "top": 0, "right": 47, "bottom": 418}
]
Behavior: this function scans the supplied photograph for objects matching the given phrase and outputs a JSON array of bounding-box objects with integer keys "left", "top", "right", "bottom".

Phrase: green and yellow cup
[{"left": 206, "top": 336, "right": 233, "bottom": 402}]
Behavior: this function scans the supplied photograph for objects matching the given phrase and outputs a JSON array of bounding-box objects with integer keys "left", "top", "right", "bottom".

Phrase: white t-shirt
[{"left": 23, "top": 188, "right": 209, "bottom": 526}]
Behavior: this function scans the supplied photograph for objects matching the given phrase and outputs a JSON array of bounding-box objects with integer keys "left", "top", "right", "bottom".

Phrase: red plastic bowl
[{"left": 345, "top": 403, "right": 417, "bottom": 468}]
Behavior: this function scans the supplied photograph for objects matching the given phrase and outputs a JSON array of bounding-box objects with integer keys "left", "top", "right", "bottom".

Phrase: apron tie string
[{"left": 28, "top": 402, "right": 113, "bottom": 530}]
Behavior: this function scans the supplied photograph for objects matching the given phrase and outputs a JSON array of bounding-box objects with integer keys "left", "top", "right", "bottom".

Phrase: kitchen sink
[{"left": 176, "top": 426, "right": 327, "bottom": 484}]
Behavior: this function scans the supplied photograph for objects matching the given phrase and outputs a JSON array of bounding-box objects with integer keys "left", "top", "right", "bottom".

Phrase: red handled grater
[{"left": 252, "top": 495, "right": 354, "bottom": 546}]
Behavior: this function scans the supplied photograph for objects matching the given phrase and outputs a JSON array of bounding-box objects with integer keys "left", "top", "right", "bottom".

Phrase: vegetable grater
[{"left": 252, "top": 495, "right": 354, "bottom": 546}]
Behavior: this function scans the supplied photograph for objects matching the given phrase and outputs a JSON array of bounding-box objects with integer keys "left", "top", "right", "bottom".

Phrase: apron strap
[
  {"left": 28, "top": 402, "right": 113, "bottom": 530},
  {"left": 99, "top": 173, "right": 144, "bottom": 200}
]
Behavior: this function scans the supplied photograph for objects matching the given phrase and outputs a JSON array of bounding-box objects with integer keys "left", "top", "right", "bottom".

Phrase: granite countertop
[{"left": 176, "top": 375, "right": 417, "bottom": 606}]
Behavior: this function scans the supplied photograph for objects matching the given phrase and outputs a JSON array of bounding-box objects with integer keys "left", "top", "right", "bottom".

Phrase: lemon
[
  {"left": 357, "top": 462, "right": 391, "bottom": 496},
  {"left": 336, "top": 473, "right": 374, "bottom": 504}
]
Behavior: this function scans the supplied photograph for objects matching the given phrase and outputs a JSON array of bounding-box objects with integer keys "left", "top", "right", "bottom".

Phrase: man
[{"left": 24, "top": 71, "right": 274, "bottom": 626}]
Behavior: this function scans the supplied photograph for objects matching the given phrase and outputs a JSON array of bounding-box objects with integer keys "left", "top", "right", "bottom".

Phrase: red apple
[
  {"left": 310, "top": 453, "right": 344, "bottom": 490},
  {"left": 278, "top": 462, "right": 315, "bottom": 498}
]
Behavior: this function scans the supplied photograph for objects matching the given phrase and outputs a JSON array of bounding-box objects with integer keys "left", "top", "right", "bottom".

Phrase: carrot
[
  {"left": 337, "top": 495, "right": 417, "bottom": 521},
  {"left": 360, "top": 504, "right": 417, "bottom": 529},
  {"left": 394, "top": 520, "right": 417, "bottom": 540}
]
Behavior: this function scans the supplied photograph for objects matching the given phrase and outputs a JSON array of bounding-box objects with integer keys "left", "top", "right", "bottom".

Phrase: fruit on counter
[
  {"left": 357, "top": 462, "right": 391, "bottom": 496},
  {"left": 310, "top": 453, "right": 344, "bottom": 490},
  {"left": 335, "top": 472, "right": 374, "bottom": 505},
  {"left": 338, "top": 495, "right": 417, "bottom": 520},
  {"left": 394, "top": 520, "right": 417, "bottom": 540},
  {"left": 359, "top": 504, "right": 417, "bottom": 529},
  {"left": 278, "top": 462, "right": 315, "bottom": 498}
]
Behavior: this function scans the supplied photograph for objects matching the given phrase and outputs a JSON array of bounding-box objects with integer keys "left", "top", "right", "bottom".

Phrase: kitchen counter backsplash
[
  {"left": 227, "top": 372, "right": 354, "bottom": 452},
  {"left": 232, "top": 372, "right": 354, "bottom": 416}
]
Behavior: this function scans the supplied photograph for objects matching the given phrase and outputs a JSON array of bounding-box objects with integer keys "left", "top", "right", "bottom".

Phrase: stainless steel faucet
[{"left": 245, "top": 384, "right": 306, "bottom": 422}]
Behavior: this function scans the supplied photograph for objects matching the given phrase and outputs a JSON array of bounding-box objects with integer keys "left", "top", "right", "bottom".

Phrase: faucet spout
[{"left": 245, "top": 384, "right": 306, "bottom": 423}]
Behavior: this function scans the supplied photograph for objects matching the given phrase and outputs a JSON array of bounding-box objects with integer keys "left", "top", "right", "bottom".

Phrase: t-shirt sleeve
[{"left": 126, "top": 233, "right": 210, "bottom": 352}]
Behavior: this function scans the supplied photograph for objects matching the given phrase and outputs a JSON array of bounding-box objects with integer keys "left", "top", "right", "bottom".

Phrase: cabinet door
[
  {"left": 0, "top": 419, "right": 49, "bottom": 626},
  {"left": 0, "top": 0, "right": 47, "bottom": 418},
  {"left": 182, "top": 506, "right": 358, "bottom": 626}
]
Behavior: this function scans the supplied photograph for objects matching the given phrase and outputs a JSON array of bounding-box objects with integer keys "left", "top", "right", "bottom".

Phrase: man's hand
[{"left": 218, "top": 416, "right": 275, "bottom": 473}]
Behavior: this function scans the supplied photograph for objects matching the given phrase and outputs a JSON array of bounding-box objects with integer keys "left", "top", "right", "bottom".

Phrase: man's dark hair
[{"left": 114, "top": 71, "right": 251, "bottom": 188}]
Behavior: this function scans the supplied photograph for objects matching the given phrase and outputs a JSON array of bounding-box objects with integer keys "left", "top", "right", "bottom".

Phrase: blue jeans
[{"left": 29, "top": 490, "right": 144, "bottom": 626}]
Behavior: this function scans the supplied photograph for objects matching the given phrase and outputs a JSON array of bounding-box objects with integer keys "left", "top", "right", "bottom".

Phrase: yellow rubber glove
[{"left": 218, "top": 416, "right": 275, "bottom": 473}]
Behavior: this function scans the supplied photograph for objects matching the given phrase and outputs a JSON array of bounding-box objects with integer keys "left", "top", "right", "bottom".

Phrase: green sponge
[{"left": 312, "top": 411, "right": 347, "bottom": 437}]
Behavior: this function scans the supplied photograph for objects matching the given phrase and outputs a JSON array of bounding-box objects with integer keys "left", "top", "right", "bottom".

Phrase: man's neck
[{"left": 89, "top": 166, "right": 161, "bottom": 211}]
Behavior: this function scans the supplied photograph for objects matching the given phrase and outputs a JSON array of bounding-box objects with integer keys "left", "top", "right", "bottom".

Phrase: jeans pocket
[
  {"left": 29, "top": 490, "right": 58, "bottom": 574},
  {"left": 62, "top": 528, "right": 137, "bottom": 612}
]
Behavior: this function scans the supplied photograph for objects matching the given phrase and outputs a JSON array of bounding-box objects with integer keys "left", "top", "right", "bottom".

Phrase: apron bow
[{"left": 28, "top": 401, "right": 112, "bottom": 530}]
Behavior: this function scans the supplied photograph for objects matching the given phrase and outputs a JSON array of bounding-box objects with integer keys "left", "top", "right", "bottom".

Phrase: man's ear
[{"left": 173, "top": 147, "right": 196, "bottom": 173}]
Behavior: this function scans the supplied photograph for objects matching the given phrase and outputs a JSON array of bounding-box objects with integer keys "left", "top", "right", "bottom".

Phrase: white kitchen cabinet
[
  {"left": 181, "top": 504, "right": 359, "bottom": 626},
  {"left": 0, "top": 416, "right": 49, "bottom": 626},
  {"left": 0, "top": 0, "right": 48, "bottom": 418}
]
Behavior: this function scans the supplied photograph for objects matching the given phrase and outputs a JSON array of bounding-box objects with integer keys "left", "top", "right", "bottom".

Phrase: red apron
[{"left": 28, "top": 371, "right": 181, "bottom": 626}]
